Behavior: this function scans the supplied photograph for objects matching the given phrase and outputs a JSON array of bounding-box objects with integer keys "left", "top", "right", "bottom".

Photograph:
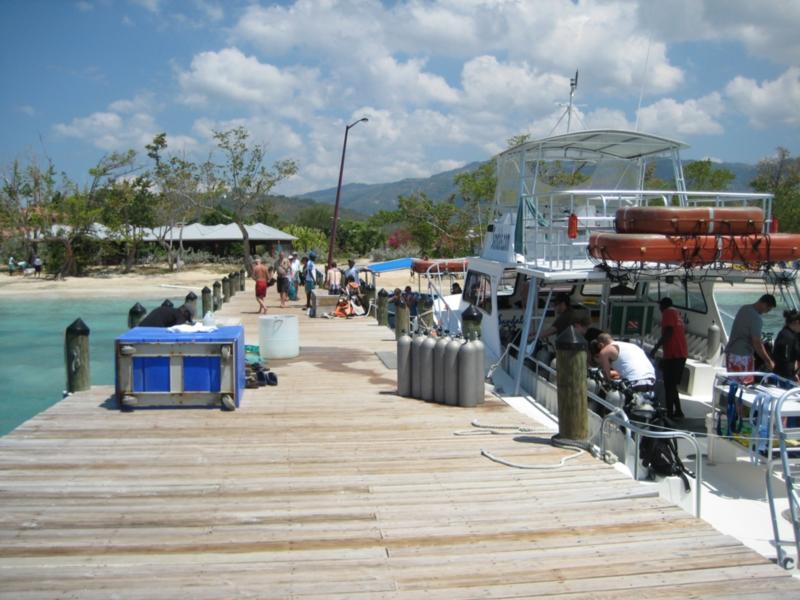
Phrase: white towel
[{"left": 167, "top": 323, "right": 218, "bottom": 333}]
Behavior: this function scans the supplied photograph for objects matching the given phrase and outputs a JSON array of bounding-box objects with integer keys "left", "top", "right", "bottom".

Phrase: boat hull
[
  {"left": 614, "top": 207, "right": 764, "bottom": 235},
  {"left": 589, "top": 233, "right": 800, "bottom": 265}
]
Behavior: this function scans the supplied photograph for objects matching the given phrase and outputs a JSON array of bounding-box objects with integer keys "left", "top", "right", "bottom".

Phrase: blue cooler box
[{"left": 115, "top": 326, "right": 245, "bottom": 410}]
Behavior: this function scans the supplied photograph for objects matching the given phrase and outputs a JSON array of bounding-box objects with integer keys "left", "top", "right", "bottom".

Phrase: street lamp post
[{"left": 327, "top": 117, "right": 368, "bottom": 269}]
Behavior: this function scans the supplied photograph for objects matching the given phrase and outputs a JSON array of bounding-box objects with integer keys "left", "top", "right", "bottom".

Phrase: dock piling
[{"left": 65, "top": 318, "right": 91, "bottom": 393}]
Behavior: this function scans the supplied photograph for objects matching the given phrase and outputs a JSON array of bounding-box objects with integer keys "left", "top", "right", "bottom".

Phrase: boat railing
[
  {"left": 421, "top": 263, "right": 461, "bottom": 332},
  {"left": 519, "top": 189, "right": 775, "bottom": 270},
  {"left": 508, "top": 347, "right": 703, "bottom": 516}
]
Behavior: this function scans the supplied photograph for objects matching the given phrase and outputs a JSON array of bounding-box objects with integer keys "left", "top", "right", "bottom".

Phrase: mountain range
[{"left": 296, "top": 160, "right": 760, "bottom": 216}]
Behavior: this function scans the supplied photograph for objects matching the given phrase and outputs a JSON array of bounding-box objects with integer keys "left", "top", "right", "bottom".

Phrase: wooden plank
[{"left": 0, "top": 290, "right": 797, "bottom": 598}]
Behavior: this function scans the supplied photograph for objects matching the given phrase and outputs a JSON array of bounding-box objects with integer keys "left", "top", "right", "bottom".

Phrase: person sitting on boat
[
  {"left": 772, "top": 309, "right": 800, "bottom": 382},
  {"left": 451, "top": 282, "right": 462, "bottom": 295},
  {"left": 592, "top": 333, "right": 656, "bottom": 391},
  {"left": 724, "top": 293, "right": 776, "bottom": 384},
  {"left": 540, "top": 293, "right": 589, "bottom": 340},
  {"left": 649, "top": 297, "right": 688, "bottom": 419}
]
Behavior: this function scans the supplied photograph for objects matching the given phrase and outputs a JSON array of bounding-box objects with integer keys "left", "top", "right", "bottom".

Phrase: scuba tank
[
  {"left": 457, "top": 333, "right": 482, "bottom": 407},
  {"left": 411, "top": 333, "right": 425, "bottom": 399},
  {"left": 397, "top": 333, "right": 413, "bottom": 397},
  {"left": 444, "top": 336, "right": 463, "bottom": 406},
  {"left": 706, "top": 320, "right": 721, "bottom": 363},
  {"left": 420, "top": 334, "right": 437, "bottom": 401},
  {"left": 433, "top": 333, "right": 451, "bottom": 404}
]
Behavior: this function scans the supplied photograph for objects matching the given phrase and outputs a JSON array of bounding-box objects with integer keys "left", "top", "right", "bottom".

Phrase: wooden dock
[{"left": 1, "top": 290, "right": 798, "bottom": 598}]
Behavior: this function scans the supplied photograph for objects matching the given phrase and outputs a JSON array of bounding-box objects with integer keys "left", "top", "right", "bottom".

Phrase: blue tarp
[{"left": 366, "top": 257, "right": 413, "bottom": 273}]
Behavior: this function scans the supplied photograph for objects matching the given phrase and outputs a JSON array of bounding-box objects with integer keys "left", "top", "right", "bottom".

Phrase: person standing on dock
[
  {"left": 326, "top": 261, "right": 342, "bottom": 295},
  {"left": 345, "top": 259, "right": 360, "bottom": 287},
  {"left": 650, "top": 297, "right": 688, "bottom": 419},
  {"left": 253, "top": 257, "right": 269, "bottom": 314},
  {"left": 724, "top": 293, "right": 776, "bottom": 383},
  {"left": 304, "top": 253, "right": 317, "bottom": 310},
  {"left": 274, "top": 251, "right": 290, "bottom": 308}
]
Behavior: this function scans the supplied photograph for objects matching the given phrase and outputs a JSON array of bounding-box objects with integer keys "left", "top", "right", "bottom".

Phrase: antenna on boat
[
  {"left": 550, "top": 69, "right": 586, "bottom": 135},
  {"left": 634, "top": 36, "right": 652, "bottom": 131},
  {"left": 567, "top": 70, "right": 578, "bottom": 132}
]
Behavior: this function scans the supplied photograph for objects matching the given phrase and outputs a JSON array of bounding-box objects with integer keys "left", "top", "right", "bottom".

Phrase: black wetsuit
[{"left": 138, "top": 305, "right": 193, "bottom": 327}]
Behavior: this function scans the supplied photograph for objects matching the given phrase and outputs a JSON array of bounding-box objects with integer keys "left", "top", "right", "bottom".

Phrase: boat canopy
[{"left": 499, "top": 129, "right": 689, "bottom": 162}]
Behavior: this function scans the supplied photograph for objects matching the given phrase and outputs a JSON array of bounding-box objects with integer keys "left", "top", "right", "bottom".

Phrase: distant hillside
[
  {"left": 268, "top": 195, "right": 367, "bottom": 222},
  {"left": 297, "top": 159, "right": 759, "bottom": 216},
  {"left": 297, "top": 161, "right": 482, "bottom": 214}
]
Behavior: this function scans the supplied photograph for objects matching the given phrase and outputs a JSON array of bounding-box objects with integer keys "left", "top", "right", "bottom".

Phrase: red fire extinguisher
[
  {"left": 568, "top": 213, "right": 578, "bottom": 239},
  {"left": 770, "top": 217, "right": 779, "bottom": 233}
]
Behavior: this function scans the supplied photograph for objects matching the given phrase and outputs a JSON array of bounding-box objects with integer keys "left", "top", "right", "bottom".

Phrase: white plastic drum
[{"left": 258, "top": 315, "right": 299, "bottom": 359}]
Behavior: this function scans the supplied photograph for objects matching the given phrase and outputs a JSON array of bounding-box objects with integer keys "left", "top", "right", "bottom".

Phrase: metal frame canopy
[{"left": 499, "top": 129, "right": 690, "bottom": 162}]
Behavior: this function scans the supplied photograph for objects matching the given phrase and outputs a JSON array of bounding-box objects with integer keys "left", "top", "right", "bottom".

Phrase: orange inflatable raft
[
  {"left": 614, "top": 206, "right": 764, "bottom": 235},
  {"left": 589, "top": 233, "right": 800, "bottom": 265},
  {"left": 411, "top": 259, "right": 469, "bottom": 273}
]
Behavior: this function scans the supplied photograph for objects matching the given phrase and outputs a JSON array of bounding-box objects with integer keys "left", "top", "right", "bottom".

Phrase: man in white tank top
[{"left": 593, "top": 333, "right": 655, "bottom": 389}]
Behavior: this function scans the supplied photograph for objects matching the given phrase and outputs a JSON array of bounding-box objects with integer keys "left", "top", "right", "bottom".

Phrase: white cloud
[
  {"left": 193, "top": 0, "right": 223, "bottom": 22},
  {"left": 368, "top": 56, "right": 459, "bottom": 107},
  {"left": 460, "top": 56, "right": 567, "bottom": 113},
  {"left": 75, "top": 1, "right": 93, "bottom": 12},
  {"left": 54, "top": 97, "right": 198, "bottom": 157},
  {"left": 130, "top": 0, "right": 160, "bottom": 13},
  {"left": 636, "top": 93, "right": 725, "bottom": 136},
  {"left": 725, "top": 67, "right": 800, "bottom": 128},
  {"left": 638, "top": 0, "right": 800, "bottom": 65},
  {"left": 177, "top": 48, "right": 324, "bottom": 118},
  {"left": 17, "top": 105, "right": 36, "bottom": 117}
]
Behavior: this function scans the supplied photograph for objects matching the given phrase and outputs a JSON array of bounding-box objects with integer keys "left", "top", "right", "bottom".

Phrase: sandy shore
[{"left": 0, "top": 264, "right": 422, "bottom": 299}]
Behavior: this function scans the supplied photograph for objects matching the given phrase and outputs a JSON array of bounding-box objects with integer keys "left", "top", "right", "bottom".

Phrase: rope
[
  {"left": 480, "top": 447, "right": 584, "bottom": 470},
  {"left": 455, "top": 420, "right": 589, "bottom": 470}
]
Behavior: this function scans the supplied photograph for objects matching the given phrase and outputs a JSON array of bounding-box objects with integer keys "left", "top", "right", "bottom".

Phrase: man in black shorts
[{"left": 274, "top": 251, "right": 290, "bottom": 308}]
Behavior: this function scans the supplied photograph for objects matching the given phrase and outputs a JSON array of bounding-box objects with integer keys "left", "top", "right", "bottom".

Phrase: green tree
[
  {"left": 295, "top": 204, "right": 333, "bottom": 234},
  {"left": 454, "top": 161, "right": 496, "bottom": 248},
  {"left": 1, "top": 158, "right": 56, "bottom": 261},
  {"left": 200, "top": 203, "right": 236, "bottom": 225},
  {"left": 751, "top": 147, "right": 800, "bottom": 232},
  {"left": 685, "top": 159, "right": 735, "bottom": 190},
  {"left": 644, "top": 162, "right": 670, "bottom": 191},
  {"left": 282, "top": 224, "right": 327, "bottom": 255},
  {"left": 146, "top": 133, "right": 205, "bottom": 270},
  {"left": 507, "top": 133, "right": 531, "bottom": 148},
  {"left": 337, "top": 220, "right": 386, "bottom": 257},
  {"left": 209, "top": 127, "right": 298, "bottom": 273},
  {"left": 396, "top": 192, "right": 471, "bottom": 257},
  {"left": 44, "top": 150, "right": 138, "bottom": 277},
  {"left": 99, "top": 176, "right": 156, "bottom": 272}
]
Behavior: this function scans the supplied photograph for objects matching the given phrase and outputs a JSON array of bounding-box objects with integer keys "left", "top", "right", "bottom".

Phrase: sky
[{"left": 1, "top": 0, "right": 799, "bottom": 197}]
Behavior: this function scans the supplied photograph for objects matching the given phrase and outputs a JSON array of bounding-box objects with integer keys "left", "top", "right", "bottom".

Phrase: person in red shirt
[{"left": 650, "top": 297, "right": 689, "bottom": 419}]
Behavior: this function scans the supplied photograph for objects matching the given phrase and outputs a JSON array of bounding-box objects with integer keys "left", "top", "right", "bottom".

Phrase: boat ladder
[{"left": 766, "top": 386, "right": 800, "bottom": 570}]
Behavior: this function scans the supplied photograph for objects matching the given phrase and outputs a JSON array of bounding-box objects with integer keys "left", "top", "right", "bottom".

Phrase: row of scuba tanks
[{"left": 396, "top": 331, "right": 485, "bottom": 407}]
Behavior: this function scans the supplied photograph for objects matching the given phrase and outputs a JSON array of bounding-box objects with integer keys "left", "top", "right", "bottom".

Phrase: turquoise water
[
  {"left": 0, "top": 295, "right": 184, "bottom": 436},
  {"left": 0, "top": 288, "right": 788, "bottom": 437}
]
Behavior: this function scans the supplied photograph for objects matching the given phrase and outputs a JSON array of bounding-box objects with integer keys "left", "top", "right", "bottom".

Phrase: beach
[{"left": 0, "top": 264, "right": 422, "bottom": 300}]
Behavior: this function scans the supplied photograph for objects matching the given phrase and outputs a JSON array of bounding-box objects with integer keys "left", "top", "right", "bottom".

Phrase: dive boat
[{"left": 436, "top": 129, "right": 800, "bottom": 568}]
